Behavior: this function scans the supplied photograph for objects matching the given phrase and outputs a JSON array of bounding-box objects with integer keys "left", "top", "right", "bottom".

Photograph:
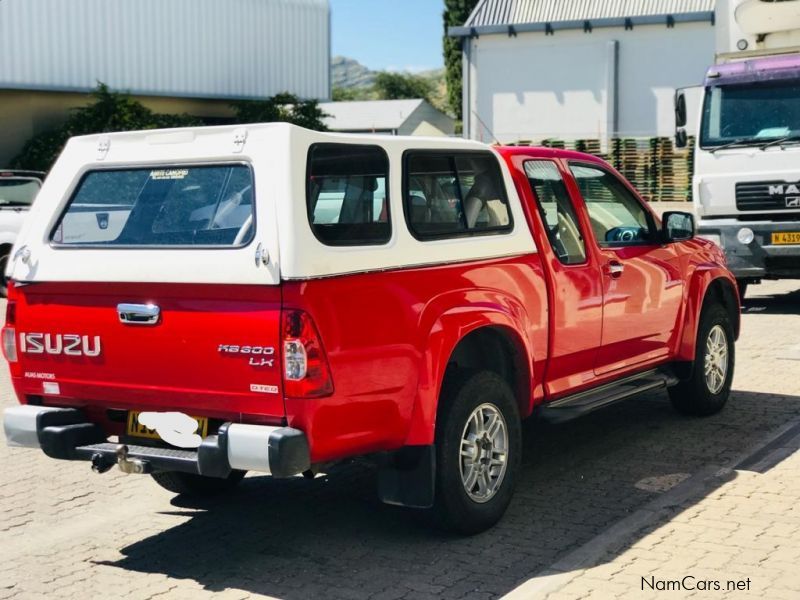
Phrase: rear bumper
[
  {"left": 698, "top": 218, "right": 800, "bottom": 280},
  {"left": 3, "top": 405, "right": 310, "bottom": 479}
]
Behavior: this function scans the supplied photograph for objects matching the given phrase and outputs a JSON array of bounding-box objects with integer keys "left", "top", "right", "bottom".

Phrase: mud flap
[{"left": 377, "top": 445, "right": 435, "bottom": 509}]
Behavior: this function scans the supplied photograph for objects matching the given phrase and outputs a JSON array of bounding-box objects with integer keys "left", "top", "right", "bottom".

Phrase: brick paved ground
[
  {"left": 514, "top": 435, "right": 800, "bottom": 600},
  {"left": 1, "top": 281, "right": 799, "bottom": 600}
]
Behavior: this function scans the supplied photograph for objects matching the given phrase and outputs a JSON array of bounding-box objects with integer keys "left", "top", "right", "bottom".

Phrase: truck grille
[{"left": 736, "top": 181, "right": 800, "bottom": 211}]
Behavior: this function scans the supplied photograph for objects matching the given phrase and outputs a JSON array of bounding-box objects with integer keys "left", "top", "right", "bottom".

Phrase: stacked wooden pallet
[{"left": 518, "top": 136, "right": 695, "bottom": 202}]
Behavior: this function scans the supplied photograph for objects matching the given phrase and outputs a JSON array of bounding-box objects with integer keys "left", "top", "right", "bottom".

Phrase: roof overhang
[{"left": 448, "top": 11, "right": 714, "bottom": 38}]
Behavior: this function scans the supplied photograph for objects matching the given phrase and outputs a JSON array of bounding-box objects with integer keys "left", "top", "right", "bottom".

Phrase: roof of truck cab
[
  {"left": 705, "top": 54, "right": 800, "bottom": 86},
  {"left": 495, "top": 145, "right": 608, "bottom": 164}
]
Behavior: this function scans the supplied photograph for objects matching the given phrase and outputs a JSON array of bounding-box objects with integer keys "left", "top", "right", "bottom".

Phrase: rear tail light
[
  {"left": 281, "top": 309, "right": 333, "bottom": 398},
  {"left": 2, "top": 328, "right": 16, "bottom": 362}
]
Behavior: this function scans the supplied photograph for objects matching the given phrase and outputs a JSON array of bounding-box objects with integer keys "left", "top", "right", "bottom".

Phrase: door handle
[
  {"left": 117, "top": 303, "right": 160, "bottom": 325},
  {"left": 605, "top": 261, "right": 625, "bottom": 278}
]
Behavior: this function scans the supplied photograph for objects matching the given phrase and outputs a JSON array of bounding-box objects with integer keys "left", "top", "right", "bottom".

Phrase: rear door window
[
  {"left": 52, "top": 164, "right": 255, "bottom": 247},
  {"left": 307, "top": 143, "right": 390, "bottom": 245}
]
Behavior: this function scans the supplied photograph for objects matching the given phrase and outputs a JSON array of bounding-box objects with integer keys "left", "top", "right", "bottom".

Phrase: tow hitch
[{"left": 91, "top": 444, "right": 151, "bottom": 475}]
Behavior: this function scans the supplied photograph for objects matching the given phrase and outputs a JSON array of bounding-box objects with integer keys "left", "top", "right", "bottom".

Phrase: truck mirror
[
  {"left": 662, "top": 211, "right": 694, "bottom": 242},
  {"left": 675, "top": 128, "right": 688, "bottom": 149},
  {"left": 675, "top": 91, "right": 687, "bottom": 128}
]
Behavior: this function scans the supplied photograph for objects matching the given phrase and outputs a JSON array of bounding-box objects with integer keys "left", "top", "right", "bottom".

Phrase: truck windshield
[
  {"left": 0, "top": 178, "right": 40, "bottom": 207},
  {"left": 52, "top": 164, "right": 255, "bottom": 247},
  {"left": 701, "top": 81, "right": 800, "bottom": 148}
]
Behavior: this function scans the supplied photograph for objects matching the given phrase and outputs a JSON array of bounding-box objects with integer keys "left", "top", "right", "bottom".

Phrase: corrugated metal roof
[
  {"left": 0, "top": 0, "right": 330, "bottom": 100},
  {"left": 466, "top": 0, "right": 715, "bottom": 27},
  {"left": 319, "top": 99, "right": 426, "bottom": 131}
]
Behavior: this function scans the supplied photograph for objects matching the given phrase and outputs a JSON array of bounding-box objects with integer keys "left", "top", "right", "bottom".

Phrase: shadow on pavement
[
  {"left": 100, "top": 386, "right": 800, "bottom": 600},
  {"left": 742, "top": 285, "right": 800, "bottom": 315}
]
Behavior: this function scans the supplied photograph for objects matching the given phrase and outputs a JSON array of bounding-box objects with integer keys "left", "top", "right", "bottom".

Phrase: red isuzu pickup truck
[{"left": 2, "top": 124, "right": 739, "bottom": 533}]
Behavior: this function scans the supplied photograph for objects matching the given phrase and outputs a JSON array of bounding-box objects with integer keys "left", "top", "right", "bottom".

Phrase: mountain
[
  {"left": 331, "top": 56, "right": 376, "bottom": 90},
  {"left": 331, "top": 55, "right": 449, "bottom": 114}
]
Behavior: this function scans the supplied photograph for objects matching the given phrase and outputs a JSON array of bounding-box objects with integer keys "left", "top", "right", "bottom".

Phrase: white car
[{"left": 0, "top": 170, "right": 44, "bottom": 295}]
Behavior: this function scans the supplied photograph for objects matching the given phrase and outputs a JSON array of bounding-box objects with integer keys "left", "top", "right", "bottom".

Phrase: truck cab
[{"left": 676, "top": 0, "right": 800, "bottom": 296}]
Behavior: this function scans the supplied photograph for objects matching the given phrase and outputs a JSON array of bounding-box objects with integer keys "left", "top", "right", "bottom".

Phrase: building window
[
  {"left": 403, "top": 151, "right": 512, "bottom": 240},
  {"left": 307, "top": 143, "right": 390, "bottom": 246}
]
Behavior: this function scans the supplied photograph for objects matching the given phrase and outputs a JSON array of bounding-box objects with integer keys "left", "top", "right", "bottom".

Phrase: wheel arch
[
  {"left": 677, "top": 270, "right": 740, "bottom": 363},
  {"left": 404, "top": 314, "right": 534, "bottom": 447}
]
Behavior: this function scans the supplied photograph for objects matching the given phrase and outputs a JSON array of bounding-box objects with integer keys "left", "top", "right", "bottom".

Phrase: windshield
[
  {"left": 0, "top": 178, "right": 41, "bottom": 206},
  {"left": 701, "top": 81, "right": 800, "bottom": 148},
  {"left": 52, "top": 164, "right": 255, "bottom": 247}
]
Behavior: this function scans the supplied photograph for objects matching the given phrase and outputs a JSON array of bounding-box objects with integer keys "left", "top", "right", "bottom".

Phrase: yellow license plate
[
  {"left": 772, "top": 232, "right": 800, "bottom": 245},
  {"left": 126, "top": 411, "right": 208, "bottom": 440}
]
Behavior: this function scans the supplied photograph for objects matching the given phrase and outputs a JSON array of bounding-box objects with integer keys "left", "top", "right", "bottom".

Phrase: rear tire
[
  {"left": 151, "top": 470, "right": 245, "bottom": 496},
  {"left": 669, "top": 303, "right": 734, "bottom": 416},
  {"left": 431, "top": 370, "right": 521, "bottom": 535}
]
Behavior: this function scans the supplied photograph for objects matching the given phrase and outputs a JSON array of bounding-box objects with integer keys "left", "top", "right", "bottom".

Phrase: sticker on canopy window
[{"left": 149, "top": 169, "right": 189, "bottom": 180}]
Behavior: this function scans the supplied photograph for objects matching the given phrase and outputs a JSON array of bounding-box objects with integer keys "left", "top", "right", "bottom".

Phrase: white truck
[
  {"left": 675, "top": 0, "right": 800, "bottom": 298},
  {"left": 0, "top": 170, "right": 44, "bottom": 296}
]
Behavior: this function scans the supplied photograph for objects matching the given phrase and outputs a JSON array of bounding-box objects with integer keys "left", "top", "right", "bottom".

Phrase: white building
[
  {"left": 319, "top": 99, "right": 456, "bottom": 136},
  {"left": 0, "top": 0, "right": 330, "bottom": 164},
  {"left": 450, "top": 0, "right": 715, "bottom": 144}
]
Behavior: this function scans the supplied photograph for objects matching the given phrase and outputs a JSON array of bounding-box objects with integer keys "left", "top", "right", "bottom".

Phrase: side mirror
[
  {"left": 675, "top": 128, "right": 688, "bottom": 149},
  {"left": 675, "top": 90, "right": 687, "bottom": 127},
  {"left": 662, "top": 211, "right": 695, "bottom": 242}
]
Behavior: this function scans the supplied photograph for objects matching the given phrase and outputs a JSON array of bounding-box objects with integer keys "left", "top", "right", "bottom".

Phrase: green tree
[
  {"left": 372, "top": 71, "right": 434, "bottom": 102},
  {"left": 229, "top": 93, "right": 329, "bottom": 130},
  {"left": 443, "top": 0, "right": 479, "bottom": 120},
  {"left": 12, "top": 83, "right": 200, "bottom": 171},
  {"left": 332, "top": 86, "right": 360, "bottom": 101},
  {"left": 13, "top": 85, "right": 331, "bottom": 172}
]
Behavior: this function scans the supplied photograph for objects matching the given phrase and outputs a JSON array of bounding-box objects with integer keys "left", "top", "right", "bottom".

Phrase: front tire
[
  {"left": 432, "top": 370, "right": 521, "bottom": 534},
  {"left": 151, "top": 470, "right": 245, "bottom": 496},
  {"left": 669, "top": 303, "right": 734, "bottom": 416}
]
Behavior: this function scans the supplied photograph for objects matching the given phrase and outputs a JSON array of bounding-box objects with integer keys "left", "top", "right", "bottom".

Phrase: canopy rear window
[{"left": 52, "top": 164, "right": 255, "bottom": 247}]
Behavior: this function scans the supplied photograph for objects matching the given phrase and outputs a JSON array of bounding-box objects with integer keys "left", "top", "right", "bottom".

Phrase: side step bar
[{"left": 539, "top": 367, "right": 679, "bottom": 424}]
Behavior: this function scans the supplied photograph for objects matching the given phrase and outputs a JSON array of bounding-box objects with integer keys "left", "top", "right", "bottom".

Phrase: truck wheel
[
  {"left": 669, "top": 304, "right": 734, "bottom": 416},
  {"left": 432, "top": 370, "right": 521, "bottom": 534},
  {"left": 151, "top": 470, "right": 245, "bottom": 496},
  {"left": 0, "top": 251, "right": 9, "bottom": 297},
  {"left": 735, "top": 279, "right": 748, "bottom": 303}
]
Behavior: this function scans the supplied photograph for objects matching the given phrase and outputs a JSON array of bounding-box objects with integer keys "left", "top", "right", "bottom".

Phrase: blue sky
[{"left": 330, "top": 0, "right": 445, "bottom": 72}]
